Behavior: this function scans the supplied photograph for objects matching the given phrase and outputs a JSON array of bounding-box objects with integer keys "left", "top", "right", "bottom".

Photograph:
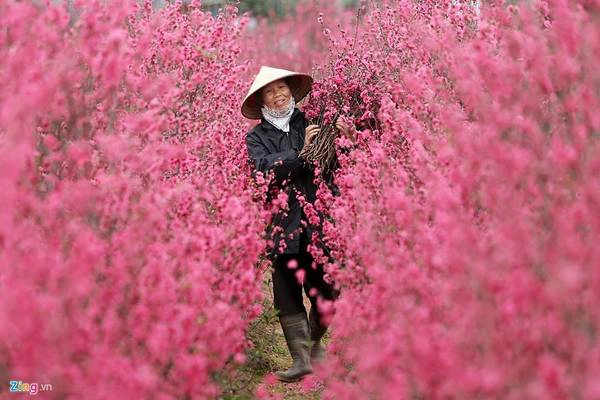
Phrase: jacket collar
[{"left": 260, "top": 108, "right": 303, "bottom": 131}]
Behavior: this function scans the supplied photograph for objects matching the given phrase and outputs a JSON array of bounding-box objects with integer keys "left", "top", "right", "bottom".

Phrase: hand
[
  {"left": 336, "top": 117, "right": 356, "bottom": 143},
  {"left": 304, "top": 124, "right": 320, "bottom": 147}
]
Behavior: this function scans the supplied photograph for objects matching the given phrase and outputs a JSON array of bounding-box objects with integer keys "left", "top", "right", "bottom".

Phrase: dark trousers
[{"left": 272, "top": 231, "right": 339, "bottom": 318}]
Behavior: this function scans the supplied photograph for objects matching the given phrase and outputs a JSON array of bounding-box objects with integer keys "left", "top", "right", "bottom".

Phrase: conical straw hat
[{"left": 241, "top": 66, "right": 313, "bottom": 120}]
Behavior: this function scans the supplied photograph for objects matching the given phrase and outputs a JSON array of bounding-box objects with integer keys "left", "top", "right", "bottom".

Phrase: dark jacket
[{"left": 246, "top": 108, "right": 325, "bottom": 258}]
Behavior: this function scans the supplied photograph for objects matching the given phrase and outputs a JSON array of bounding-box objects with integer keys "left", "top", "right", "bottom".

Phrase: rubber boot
[
  {"left": 275, "top": 313, "right": 313, "bottom": 382},
  {"left": 309, "top": 308, "right": 327, "bottom": 363}
]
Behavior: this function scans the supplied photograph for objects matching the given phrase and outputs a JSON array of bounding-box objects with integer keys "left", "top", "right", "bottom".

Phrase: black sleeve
[
  {"left": 323, "top": 156, "right": 342, "bottom": 197},
  {"left": 326, "top": 137, "right": 359, "bottom": 196},
  {"left": 246, "top": 132, "right": 306, "bottom": 183}
]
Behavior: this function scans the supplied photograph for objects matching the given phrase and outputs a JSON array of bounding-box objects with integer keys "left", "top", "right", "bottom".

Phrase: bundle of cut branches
[{"left": 299, "top": 110, "right": 341, "bottom": 175}]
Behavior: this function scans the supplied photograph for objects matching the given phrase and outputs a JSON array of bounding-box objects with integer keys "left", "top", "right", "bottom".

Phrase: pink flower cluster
[
  {"left": 300, "top": 1, "right": 600, "bottom": 399},
  {"left": 0, "top": 1, "right": 266, "bottom": 398},
  {"left": 239, "top": 1, "right": 354, "bottom": 77}
]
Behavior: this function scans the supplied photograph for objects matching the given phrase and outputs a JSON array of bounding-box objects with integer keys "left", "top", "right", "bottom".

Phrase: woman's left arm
[
  {"left": 323, "top": 117, "right": 358, "bottom": 197},
  {"left": 335, "top": 117, "right": 357, "bottom": 148}
]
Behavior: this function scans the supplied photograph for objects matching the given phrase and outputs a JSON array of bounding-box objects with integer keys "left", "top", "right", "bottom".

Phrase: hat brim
[{"left": 241, "top": 73, "right": 313, "bottom": 120}]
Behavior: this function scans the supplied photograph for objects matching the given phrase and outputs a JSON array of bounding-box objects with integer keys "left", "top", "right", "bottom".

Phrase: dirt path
[{"left": 216, "top": 272, "right": 325, "bottom": 399}]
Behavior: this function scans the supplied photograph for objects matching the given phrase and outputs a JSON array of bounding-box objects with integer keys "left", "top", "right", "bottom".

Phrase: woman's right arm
[{"left": 246, "top": 132, "right": 306, "bottom": 184}]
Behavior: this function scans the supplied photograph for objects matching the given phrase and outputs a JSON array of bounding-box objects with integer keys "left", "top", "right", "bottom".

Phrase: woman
[{"left": 241, "top": 66, "right": 353, "bottom": 382}]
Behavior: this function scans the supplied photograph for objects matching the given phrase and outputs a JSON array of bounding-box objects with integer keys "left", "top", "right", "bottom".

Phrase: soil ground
[{"left": 216, "top": 272, "right": 326, "bottom": 399}]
